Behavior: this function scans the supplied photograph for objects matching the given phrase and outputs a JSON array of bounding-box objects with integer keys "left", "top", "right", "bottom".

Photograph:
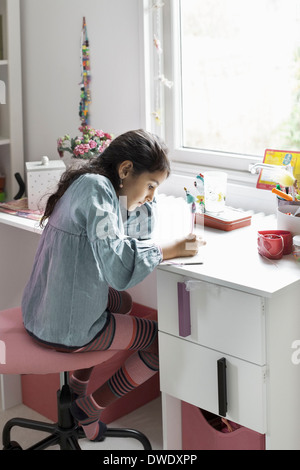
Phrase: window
[{"left": 160, "top": 0, "right": 300, "bottom": 173}]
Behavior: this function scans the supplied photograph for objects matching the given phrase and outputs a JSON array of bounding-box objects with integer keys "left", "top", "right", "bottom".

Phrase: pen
[
  {"left": 184, "top": 187, "right": 197, "bottom": 233},
  {"left": 162, "top": 261, "right": 203, "bottom": 266},
  {"left": 271, "top": 187, "right": 293, "bottom": 201},
  {"left": 190, "top": 201, "right": 196, "bottom": 233},
  {"left": 181, "top": 262, "right": 203, "bottom": 265}
]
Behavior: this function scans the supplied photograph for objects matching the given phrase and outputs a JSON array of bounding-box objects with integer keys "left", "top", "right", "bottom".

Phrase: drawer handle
[
  {"left": 217, "top": 358, "right": 228, "bottom": 417},
  {"left": 177, "top": 282, "right": 191, "bottom": 337}
]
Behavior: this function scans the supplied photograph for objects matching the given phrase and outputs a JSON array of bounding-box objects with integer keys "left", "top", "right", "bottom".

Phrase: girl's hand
[{"left": 161, "top": 234, "right": 206, "bottom": 260}]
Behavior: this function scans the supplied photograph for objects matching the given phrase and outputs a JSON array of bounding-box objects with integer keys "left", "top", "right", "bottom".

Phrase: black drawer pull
[{"left": 217, "top": 357, "right": 227, "bottom": 417}]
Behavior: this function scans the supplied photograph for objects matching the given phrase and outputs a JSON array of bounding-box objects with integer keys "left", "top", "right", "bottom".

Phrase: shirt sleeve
[
  {"left": 124, "top": 199, "right": 158, "bottom": 240},
  {"left": 75, "top": 176, "right": 162, "bottom": 291}
]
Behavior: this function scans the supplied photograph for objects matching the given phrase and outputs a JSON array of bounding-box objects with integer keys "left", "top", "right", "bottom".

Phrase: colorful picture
[{"left": 256, "top": 149, "right": 300, "bottom": 190}]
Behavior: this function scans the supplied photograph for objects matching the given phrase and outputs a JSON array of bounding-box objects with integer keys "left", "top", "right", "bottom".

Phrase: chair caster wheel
[{"left": 3, "top": 440, "right": 23, "bottom": 450}]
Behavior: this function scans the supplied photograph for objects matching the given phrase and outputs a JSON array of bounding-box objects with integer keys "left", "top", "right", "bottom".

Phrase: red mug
[
  {"left": 258, "top": 230, "right": 293, "bottom": 260},
  {"left": 257, "top": 233, "right": 283, "bottom": 260},
  {"left": 258, "top": 230, "right": 293, "bottom": 257}
]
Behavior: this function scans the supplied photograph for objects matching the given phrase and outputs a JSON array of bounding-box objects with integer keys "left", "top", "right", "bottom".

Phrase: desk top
[
  {"left": 0, "top": 212, "right": 42, "bottom": 234},
  {"left": 1, "top": 209, "right": 299, "bottom": 297},
  {"left": 158, "top": 213, "right": 300, "bottom": 297}
]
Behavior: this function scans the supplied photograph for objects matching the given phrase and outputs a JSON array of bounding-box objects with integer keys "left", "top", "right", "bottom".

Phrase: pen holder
[{"left": 277, "top": 204, "right": 300, "bottom": 236}]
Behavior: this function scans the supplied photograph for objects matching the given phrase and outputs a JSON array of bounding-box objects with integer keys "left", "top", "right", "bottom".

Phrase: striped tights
[{"left": 69, "top": 289, "right": 158, "bottom": 441}]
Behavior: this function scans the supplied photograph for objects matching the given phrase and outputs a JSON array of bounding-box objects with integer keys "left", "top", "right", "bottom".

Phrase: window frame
[{"left": 161, "top": 0, "right": 264, "bottom": 179}]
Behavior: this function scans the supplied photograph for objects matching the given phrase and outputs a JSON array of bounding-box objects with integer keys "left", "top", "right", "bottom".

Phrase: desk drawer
[
  {"left": 159, "top": 332, "right": 266, "bottom": 434},
  {"left": 157, "top": 270, "right": 266, "bottom": 365}
]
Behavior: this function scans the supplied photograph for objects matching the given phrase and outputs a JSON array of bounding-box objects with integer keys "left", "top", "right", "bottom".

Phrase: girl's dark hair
[{"left": 40, "top": 129, "right": 170, "bottom": 227}]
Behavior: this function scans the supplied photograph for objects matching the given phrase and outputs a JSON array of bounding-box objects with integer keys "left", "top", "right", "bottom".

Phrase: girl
[{"left": 22, "top": 129, "right": 204, "bottom": 442}]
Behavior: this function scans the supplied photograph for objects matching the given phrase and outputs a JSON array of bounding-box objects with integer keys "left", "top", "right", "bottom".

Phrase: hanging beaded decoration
[{"left": 79, "top": 17, "right": 91, "bottom": 126}]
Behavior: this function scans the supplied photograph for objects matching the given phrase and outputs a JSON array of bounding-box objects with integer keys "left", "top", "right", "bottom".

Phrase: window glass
[{"left": 180, "top": 0, "right": 300, "bottom": 157}]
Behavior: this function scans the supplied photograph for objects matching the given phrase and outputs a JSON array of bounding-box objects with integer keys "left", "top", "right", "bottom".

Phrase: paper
[
  {"left": 0, "top": 197, "right": 42, "bottom": 221},
  {"left": 161, "top": 251, "right": 204, "bottom": 266}
]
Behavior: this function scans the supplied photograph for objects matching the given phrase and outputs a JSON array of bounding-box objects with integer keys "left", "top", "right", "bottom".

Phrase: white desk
[
  {"left": 0, "top": 212, "right": 41, "bottom": 310},
  {"left": 2, "top": 210, "right": 300, "bottom": 449},
  {"left": 157, "top": 214, "right": 300, "bottom": 450},
  {"left": 0, "top": 212, "right": 42, "bottom": 234},
  {"left": 0, "top": 213, "right": 41, "bottom": 409}
]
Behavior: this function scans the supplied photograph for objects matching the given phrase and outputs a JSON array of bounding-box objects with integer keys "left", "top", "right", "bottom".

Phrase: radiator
[
  {"left": 155, "top": 194, "right": 196, "bottom": 242},
  {"left": 155, "top": 193, "right": 277, "bottom": 241}
]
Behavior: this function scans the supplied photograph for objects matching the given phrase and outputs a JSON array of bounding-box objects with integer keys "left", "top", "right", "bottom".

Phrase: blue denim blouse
[{"left": 22, "top": 174, "right": 162, "bottom": 348}]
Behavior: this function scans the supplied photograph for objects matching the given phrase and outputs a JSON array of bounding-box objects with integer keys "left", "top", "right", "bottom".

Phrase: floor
[{"left": 0, "top": 395, "right": 163, "bottom": 450}]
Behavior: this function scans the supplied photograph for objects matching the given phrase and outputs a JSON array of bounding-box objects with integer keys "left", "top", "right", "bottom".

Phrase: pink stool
[{"left": 0, "top": 307, "right": 152, "bottom": 450}]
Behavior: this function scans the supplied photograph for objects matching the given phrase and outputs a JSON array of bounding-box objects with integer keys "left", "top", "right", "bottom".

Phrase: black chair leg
[
  {"left": 2, "top": 376, "right": 152, "bottom": 451},
  {"left": 104, "top": 428, "right": 152, "bottom": 450},
  {"left": 2, "top": 418, "right": 58, "bottom": 450}
]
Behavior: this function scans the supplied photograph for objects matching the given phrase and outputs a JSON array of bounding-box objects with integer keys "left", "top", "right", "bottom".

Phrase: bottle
[{"left": 293, "top": 235, "right": 300, "bottom": 261}]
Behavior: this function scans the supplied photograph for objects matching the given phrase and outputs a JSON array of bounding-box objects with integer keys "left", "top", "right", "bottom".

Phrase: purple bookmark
[{"left": 177, "top": 282, "right": 191, "bottom": 337}]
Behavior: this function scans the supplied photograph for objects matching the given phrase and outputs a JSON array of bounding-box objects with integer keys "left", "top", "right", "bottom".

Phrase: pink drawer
[{"left": 182, "top": 401, "right": 265, "bottom": 450}]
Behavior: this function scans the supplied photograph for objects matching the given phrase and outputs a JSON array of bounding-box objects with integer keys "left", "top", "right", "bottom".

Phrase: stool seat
[
  {"left": 0, "top": 307, "right": 126, "bottom": 375},
  {"left": 0, "top": 307, "right": 152, "bottom": 450}
]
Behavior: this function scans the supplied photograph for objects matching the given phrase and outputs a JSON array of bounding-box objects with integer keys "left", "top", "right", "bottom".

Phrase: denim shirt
[
  {"left": 124, "top": 199, "right": 158, "bottom": 240},
  {"left": 22, "top": 174, "right": 162, "bottom": 348}
]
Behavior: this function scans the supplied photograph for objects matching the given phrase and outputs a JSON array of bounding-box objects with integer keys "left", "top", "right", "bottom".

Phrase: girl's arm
[{"left": 160, "top": 234, "right": 206, "bottom": 260}]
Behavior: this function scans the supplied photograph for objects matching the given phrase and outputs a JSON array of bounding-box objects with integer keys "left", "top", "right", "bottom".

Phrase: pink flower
[
  {"left": 58, "top": 126, "right": 113, "bottom": 159},
  {"left": 74, "top": 144, "right": 87, "bottom": 156},
  {"left": 98, "top": 140, "right": 111, "bottom": 153},
  {"left": 89, "top": 140, "right": 97, "bottom": 149},
  {"left": 95, "top": 129, "right": 105, "bottom": 138}
]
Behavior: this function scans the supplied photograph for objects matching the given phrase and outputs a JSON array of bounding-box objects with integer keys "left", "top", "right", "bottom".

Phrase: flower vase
[
  {"left": 70, "top": 158, "right": 89, "bottom": 169},
  {"left": 62, "top": 153, "right": 88, "bottom": 170}
]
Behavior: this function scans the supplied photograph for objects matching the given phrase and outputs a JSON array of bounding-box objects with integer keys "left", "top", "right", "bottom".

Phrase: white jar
[{"left": 25, "top": 157, "right": 66, "bottom": 211}]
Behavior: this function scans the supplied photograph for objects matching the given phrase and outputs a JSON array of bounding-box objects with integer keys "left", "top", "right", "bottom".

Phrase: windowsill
[{"left": 159, "top": 161, "right": 278, "bottom": 215}]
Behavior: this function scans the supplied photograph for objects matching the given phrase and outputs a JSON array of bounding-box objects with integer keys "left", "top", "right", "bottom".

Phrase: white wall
[
  {"left": 19, "top": 0, "right": 157, "bottom": 308},
  {"left": 18, "top": 1, "right": 277, "bottom": 312},
  {"left": 20, "top": 0, "right": 144, "bottom": 162}
]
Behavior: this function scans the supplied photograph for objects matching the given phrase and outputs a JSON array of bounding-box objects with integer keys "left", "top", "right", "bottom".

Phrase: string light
[{"left": 151, "top": 1, "right": 173, "bottom": 132}]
